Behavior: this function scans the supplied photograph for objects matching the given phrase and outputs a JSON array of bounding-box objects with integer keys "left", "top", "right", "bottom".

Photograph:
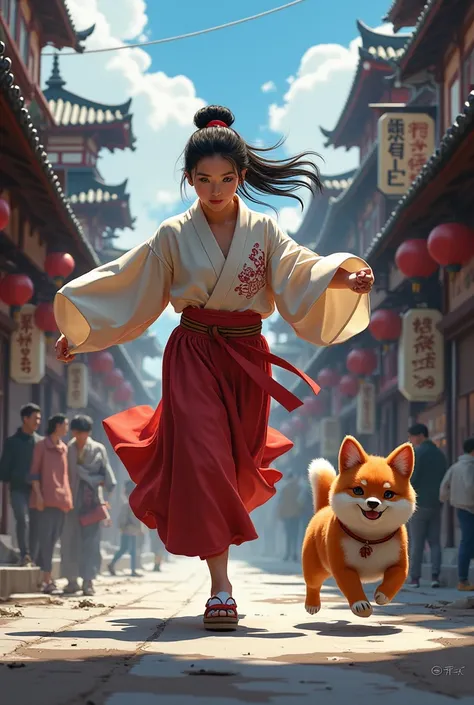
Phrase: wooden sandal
[{"left": 203, "top": 592, "right": 238, "bottom": 631}]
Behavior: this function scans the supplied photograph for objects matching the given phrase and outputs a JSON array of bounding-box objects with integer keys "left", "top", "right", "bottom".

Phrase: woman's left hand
[{"left": 347, "top": 267, "right": 374, "bottom": 293}]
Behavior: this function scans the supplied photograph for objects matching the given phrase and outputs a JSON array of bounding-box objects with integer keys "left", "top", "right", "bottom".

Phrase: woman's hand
[
  {"left": 346, "top": 267, "right": 374, "bottom": 294},
  {"left": 55, "top": 334, "right": 74, "bottom": 363}
]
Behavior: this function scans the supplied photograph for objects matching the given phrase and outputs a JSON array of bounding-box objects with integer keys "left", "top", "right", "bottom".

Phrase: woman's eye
[
  {"left": 223, "top": 177, "right": 234, "bottom": 182},
  {"left": 198, "top": 178, "right": 209, "bottom": 183},
  {"left": 353, "top": 487, "right": 364, "bottom": 496},
  {"left": 384, "top": 490, "right": 395, "bottom": 499}
]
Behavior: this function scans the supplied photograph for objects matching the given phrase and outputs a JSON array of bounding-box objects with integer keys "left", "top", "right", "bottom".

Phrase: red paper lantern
[
  {"left": 104, "top": 368, "right": 124, "bottom": 387},
  {"left": 395, "top": 239, "right": 438, "bottom": 292},
  {"left": 427, "top": 223, "right": 474, "bottom": 272},
  {"left": 339, "top": 375, "right": 359, "bottom": 398},
  {"left": 113, "top": 381, "right": 134, "bottom": 404},
  {"left": 0, "top": 198, "right": 11, "bottom": 230},
  {"left": 45, "top": 252, "right": 76, "bottom": 283},
  {"left": 346, "top": 348, "right": 377, "bottom": 377},
  {"left": 90, "top": 351, "right": 115, "bottom": 374},
  {"left": 369, "top": 309, "right": 402, "bottom": 343},
  {"left": 0, "top": 274, "right": 34, "bottom": 307},
  {"left": 300, "top": 395, "right": 326, "bottom": 416},
  {"left": 317, "top": 367, "right": 340, "bottom": 389},
  {"left": 34, "top": 302, "right": 57, "bottom": 332}
]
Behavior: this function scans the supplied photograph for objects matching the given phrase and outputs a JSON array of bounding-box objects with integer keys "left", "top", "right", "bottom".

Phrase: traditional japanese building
[
  {"left": 0, "top": 3, "right": 155, "bottom": 548},
  {"left": 43, "top": 56, "right": 135, "bottom": 252}
]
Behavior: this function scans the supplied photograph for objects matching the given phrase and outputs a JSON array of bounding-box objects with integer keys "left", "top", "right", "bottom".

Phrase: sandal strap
[{"left": 204, "top": 597, "right": 238, "bottom": 618}]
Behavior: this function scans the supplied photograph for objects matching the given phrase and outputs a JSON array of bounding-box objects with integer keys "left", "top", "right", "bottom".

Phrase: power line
[{"left": 43, "top": 0, "right": 307, "bottom": 56}]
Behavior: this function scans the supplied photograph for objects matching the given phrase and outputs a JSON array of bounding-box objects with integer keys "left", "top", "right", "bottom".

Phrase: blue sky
[{"left": 41, "top": 0, "right": 402, "bottom": 363}]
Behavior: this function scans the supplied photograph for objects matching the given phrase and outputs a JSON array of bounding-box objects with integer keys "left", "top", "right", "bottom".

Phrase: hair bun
[{"left": 194, "top": 105, "right": 235, "bottom": 129}]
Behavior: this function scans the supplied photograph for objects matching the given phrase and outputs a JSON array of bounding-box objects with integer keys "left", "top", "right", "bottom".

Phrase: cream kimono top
[{"left": 54, "top": 197, "right": 371, "bottom": 354}]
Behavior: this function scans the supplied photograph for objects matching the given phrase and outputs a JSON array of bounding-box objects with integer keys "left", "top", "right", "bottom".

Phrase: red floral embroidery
[{"left": 234, "top": 242, "right": 267, "bottom": 299}]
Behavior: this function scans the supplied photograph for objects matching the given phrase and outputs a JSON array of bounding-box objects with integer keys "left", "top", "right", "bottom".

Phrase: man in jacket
[
  {"left": 0, "top": 404, "right": 42, "bottom": 565},
  {"left": 440, "top": 437, "right": 474, "bottom": 591},
  {"left": 407, "top": 423, "right": 447, "bottom": 588}
]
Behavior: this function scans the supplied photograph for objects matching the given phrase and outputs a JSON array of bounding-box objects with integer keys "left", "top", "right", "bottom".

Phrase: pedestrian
[
  {"left": 61, "top": 415, "right": 117, "bottom": 596},
  {"left": 407, "top": 423, "right": 447, "bottom": 588},
  {"left": 440, "top": 437, "right": 474, "bottom": 591},
  {"left": 277, "top": 472, "right": 303, "bottom": 562},
  {"left": 149, "top": 529, "right": 167, "bottom": 572},
  {"left": 0, "top": 403, "right": 42, "bottom": 566},
  {"left": 54, "top": 104, "right": 373, "bottom": 630},
  {"left": 30, "top": 413, "right": 73, "bottom": 594},
  {"left": 108, "top": 481, "right": 143, "bottom": 577}
]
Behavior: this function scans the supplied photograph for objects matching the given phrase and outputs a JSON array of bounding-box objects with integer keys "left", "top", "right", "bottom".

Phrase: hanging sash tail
[{"left": 180, "top": 309, "right": 320, "bottom": 412}]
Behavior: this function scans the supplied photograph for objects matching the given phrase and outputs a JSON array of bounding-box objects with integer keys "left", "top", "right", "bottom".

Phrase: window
[
  {"left": 48, "top": 153, "right": 59, "bottom": 163},
  {"left": 62, "top": 152, "right": 83, "bottom": 163},
  {"left": 450, "top": 76, "right": 460, "bottom": 123},
  {"left": 18, "top": 12, "right": 28, "bottom": 65},
  {"left": 464, "top": 45, "right": 474, "bottom": 95}
]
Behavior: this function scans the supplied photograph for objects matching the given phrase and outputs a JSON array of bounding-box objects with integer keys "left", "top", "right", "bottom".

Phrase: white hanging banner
[
  {"left": 320, "top": 417, "right": 341, "bottom": 458},
  {"left": 10, "top": 304, "right": 46, "bottom": 384},
  {"left": 356, "top": 381, "right": 376, "bottom": 435},
  {"left": 398, "top": 308, "right": 444, "bottom": 402},
  {"left": 67, "top": 362, "right": 89, "bottom": 409}
]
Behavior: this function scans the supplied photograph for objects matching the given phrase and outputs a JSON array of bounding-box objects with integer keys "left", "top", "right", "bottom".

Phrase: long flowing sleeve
[
  {"left": 268, "top": 220, "right": 371, "bottom": 346},
  {"left": 54, "top": 235, "right": 172, "bottom": 355}
]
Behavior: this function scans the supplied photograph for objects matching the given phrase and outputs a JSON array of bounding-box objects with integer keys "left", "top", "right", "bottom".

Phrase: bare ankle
[{"left": 211, "top": 581, "right": 232, "bottom": 597}]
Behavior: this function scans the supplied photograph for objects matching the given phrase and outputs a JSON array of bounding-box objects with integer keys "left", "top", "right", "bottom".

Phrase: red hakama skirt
[{"left": 103, "top": 307, "right": 320, "bottom": 559}]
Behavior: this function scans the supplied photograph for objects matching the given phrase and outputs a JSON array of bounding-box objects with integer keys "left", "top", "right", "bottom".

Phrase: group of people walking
[{"left": 0, "top": 404, "right": 165, "bottom": 595}]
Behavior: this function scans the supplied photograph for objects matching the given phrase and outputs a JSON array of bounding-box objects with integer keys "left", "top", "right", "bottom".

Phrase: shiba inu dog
[{"left": 302, "top": 435, "right": 416, "bottom": 618}]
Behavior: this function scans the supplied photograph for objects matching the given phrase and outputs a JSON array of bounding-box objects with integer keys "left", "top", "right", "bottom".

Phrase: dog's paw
[
  {"left": 305, "top": 604, "right": 320, "bottom": 616},
  {"left": 350, "top": 600, "right": 373, "bottom": 618},
  {"left": 374, "top": 591, "right": 390, "bottom": 606}
]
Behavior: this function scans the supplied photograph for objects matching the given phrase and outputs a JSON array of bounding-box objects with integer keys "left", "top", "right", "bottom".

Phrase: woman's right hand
[{"left": 55, "top": 334, "right": 74, "bottom": 363}]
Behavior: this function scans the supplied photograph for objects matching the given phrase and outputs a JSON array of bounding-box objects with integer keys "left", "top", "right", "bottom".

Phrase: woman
[
  {"left": 54, "top": 105, "right": 374, "bottom": 630},
  {"left": 30, "top": 413, "right": 73, "bottom": 594},
  {"left": 61, "top": 414, "right": 117, "bottom": 596}
]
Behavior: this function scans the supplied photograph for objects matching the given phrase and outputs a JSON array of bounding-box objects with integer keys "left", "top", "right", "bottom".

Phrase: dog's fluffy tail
[{"left": 308, "top": 458, "right": 337, "bottom": 513}]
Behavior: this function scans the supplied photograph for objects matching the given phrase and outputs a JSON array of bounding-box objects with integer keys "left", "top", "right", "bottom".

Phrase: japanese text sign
[
  {"left": 398, "top": 309, "right": 444, "bottom": 402},
  {"left": 378, "top": 113, "right": 435, "bottom": 195},
  {"left": 67, "top": 362, "right": 89, "bottom": 409},
  {"left": 10, "top": 304, "right": 45, "bottom": 384},
  {"left": 356, "top": 381, "right": 376, "bottom": 435}
]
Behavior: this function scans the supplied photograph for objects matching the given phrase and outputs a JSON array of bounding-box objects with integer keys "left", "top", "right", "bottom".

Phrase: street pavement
[{"left": 0, "top": 554, "right": 473, "bottom": 705}]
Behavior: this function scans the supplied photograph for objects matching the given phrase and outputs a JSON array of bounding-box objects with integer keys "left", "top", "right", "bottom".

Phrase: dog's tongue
[{"left": 365, "top": 510, "right": 380, "bottom": 520}]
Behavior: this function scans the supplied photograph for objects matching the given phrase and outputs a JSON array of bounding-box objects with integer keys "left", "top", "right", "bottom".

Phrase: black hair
[
  {"left": 20, "top": 403, "right": 41, "bottom": 419},
  {"left": 463, "top": 437, "right": 474, "bottom": 454},
  {"left": 70, "top": 415, "right": 93, "bottom": 433},
  {"left": 47, "top": 413, "right": 67, "bottom": 436},
  {"left": 181, "top": 105, "right": 323, "bottom": 210},
  {"left": 408, "top": 423, "right": 429, "bottom": 438}
]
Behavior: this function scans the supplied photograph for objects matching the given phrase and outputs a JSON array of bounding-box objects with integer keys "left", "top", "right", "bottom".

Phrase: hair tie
[{"left": 206, "top": 120, "right": 228, "bottom": 128}]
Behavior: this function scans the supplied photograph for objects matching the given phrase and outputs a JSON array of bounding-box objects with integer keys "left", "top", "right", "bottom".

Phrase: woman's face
[
  {"left": 56, "top": 419, "right": 69, "bottom": 438},
  {"left": 187, "top": 155, "right": 246, "bottom": 212}
]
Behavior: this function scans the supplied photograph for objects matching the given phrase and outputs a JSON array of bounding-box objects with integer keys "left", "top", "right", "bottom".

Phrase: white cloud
[
  {"left": 267, "top": 24, "right": 396, "bottom": 175},
  {"left": 42, "top": 0, "right": 205, "bottom": 254},
  {"left": 276, "top": 206, "right": 303, "bottom": 234},
  {"left": 261, "top": 80, "right": 276, "bottom": 93}
]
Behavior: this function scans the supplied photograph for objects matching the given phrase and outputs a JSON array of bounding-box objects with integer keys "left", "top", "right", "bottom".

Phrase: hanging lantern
[
  {"left": 44, "top": 252, "right": 76, "bottom": 287},
  {"left": 113, "top": 381, "right": 134, "bottom": 404},
  {"left": 300, "top": 395, "right": 326, "bottom": 417},
  {"left": 339, "top": 374, "right": 359, "bottom": 398},
  {"left": 427, "top": 223, "right": 474, "bottom": 273},
  {"left": 369, "top": 309, "right": 402, "bottom": 349},
  {"left": 90, "top": 351, "right": 115, "bottom": 374},
  {"left": 34, "top": 302, "right": 57, "bottom": 340},
  {"left": 104, "top": 368, "right": 124, "bottom": 388},
  {"left": 395, "top": 239, "right": 438, "bottom": 293},
  {"left": 0, "top": 198, "right": 11, "bottom": 230},
  {"left": 0, "top": 274, "right": 34, "bottom": 314},
  {"left": 317, "top": 367, "right": 340, "bottom": 389},
  {"left": 346, "top": 348, "right": 377, "bottom": 377}
]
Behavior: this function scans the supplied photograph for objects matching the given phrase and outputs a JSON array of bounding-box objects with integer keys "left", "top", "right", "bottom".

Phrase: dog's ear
[
  {"left": 386, "top": 443, "right": 414, "bottom": 478},
  {"left": 339, "top": 436, "right": 368, "bottom": 472}
]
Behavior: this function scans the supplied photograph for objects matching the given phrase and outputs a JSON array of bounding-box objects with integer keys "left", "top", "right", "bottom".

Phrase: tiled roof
[
  {"left": 29, "top": 0, "right": 94, "bottom": 52},
  {"left": 321, "top": 170, "right": 356, "bottom": 191},
  {"left": 364, "top": 89, "right": 474, "bottom": 261},
  {"left": 395, "top": 0, "right": 438, "bottom": 69},
  {"left": 67, "top": 172, "right": 129, "bottom": 206},
  {"left": 0, "top": 41, "right": 99, "bottom": 267},
  {"left": 44, "top": 57, "right": 136, "bottom": 150},
  {"left": 383, "top": 0, "right": 426, "bottom": 30},
  {"left": 357, "top": 20, "right": 410, "bottom": 60}
]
